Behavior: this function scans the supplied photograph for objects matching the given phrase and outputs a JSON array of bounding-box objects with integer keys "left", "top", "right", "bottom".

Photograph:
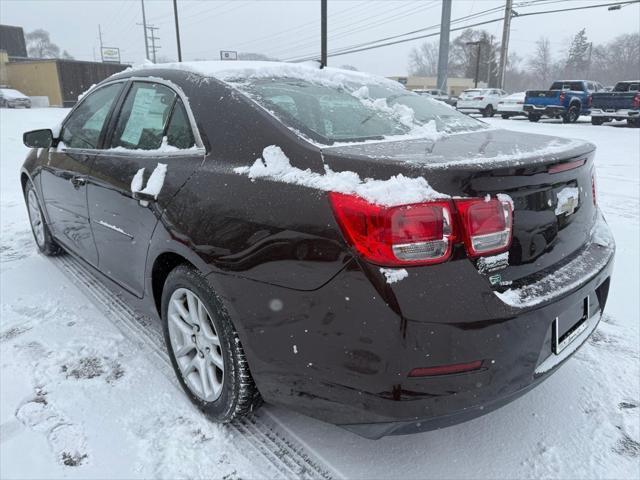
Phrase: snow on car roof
[
  {"left": 128, "top": 60, "right": 402, "bottom": 89},
  {"left": 0, "top": 88, "right": 28, "bottom": 98}
]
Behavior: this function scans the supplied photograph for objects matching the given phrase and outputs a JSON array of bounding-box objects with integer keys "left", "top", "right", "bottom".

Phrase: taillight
[
  {"left": 587, "top": 94, "right": 592, "bottom": 108},
  {"left": 592, "top": 173, "right": 597, "bottom": 206},
  {"left": 456, "top": 198, "right": 513, "bottom": 257},
  {"left": 328, "top": 193, "right": 513, "bottom": 266},
  {"left": 632, "top": 92, "right": 640, "bottom": 108},
  {"left": 328, "top": 192, "right": 454, "bottom": 266},
  {"left": 559, "top": 92, "right": 565, "bottom": 103}
]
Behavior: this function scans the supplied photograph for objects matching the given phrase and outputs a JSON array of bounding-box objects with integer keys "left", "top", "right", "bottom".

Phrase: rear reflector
[
  {"left": 408, "top": 360, "right": 483, "bottom": 377},
  {"left": 328, "top": 193, "right": 512, "bottom": 266},
  {"left": 548, "top": 159, "right": 586, "bottom": 174}
]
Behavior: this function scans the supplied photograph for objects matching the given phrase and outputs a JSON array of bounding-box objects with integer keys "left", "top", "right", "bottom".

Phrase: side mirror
[{"left": 23, "top": 129, "right": 54, "bottom": 148}]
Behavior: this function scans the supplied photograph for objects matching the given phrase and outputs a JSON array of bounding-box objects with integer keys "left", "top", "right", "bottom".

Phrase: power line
[{"left": 286, "top": 0, "right": 639, "bottom": 63}]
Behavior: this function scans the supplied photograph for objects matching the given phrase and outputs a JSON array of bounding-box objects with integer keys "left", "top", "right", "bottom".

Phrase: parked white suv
[{"left": 456, "top": 88, "right": 507, "bottom": 117}]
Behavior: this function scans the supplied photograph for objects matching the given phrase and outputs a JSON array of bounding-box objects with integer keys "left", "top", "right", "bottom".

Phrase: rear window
[
  {"left": 614, "top": 82, "right": 640, "bottom": 92},
  {"left": 550, "top": 82, "right": 584, "bottom": 91},
  {"left": 232, "top": 78, "right": 485, "bottom": 144}
]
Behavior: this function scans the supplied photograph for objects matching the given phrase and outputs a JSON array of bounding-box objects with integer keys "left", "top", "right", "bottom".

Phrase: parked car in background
[
  {"left": 497, "top": 92, "right": 526, "bottom": 119},
  {"left": 590, "top": 80, "right": 640, "bottom": 127},
  {"left": 0, "top": 88, "right": 31, "bottom": 108},
  {"left": 456, "top": 88, "right": 507, "bottom": 117},
  {"left": 20, "top": 62, "right": 614, "bottom": 439},
  {"left": 414, "top": 88, "right": 457, "bottom": 106},
  {"left": 524, "top": 80, "right": 602, "bottom": 123}
]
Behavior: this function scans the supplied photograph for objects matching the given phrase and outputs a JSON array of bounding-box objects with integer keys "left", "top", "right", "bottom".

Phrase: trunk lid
[{"left": 321, "top": 129, "right": 597, "bottom": 286}]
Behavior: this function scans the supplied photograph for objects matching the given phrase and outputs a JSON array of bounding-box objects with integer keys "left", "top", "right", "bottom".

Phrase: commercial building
[
  {"left": 389, "top": 76, "right": 487, "bottom": 97},
  {"left": 0, "top": 24, "right": 128, "bottom": 107}
]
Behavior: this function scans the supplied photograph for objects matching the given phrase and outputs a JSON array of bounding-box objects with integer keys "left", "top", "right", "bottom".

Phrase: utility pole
[
  {"left": 173, "top": 0, "right": 182, "bottom": 62},
  {"left": 320, "top": 0, "right": 327, "bottom": 68},
  {"left": 466, "top": 41, "right": 482, "bottom": 88},
  {"left": 498, "top": 0, "right": 513, "bottom": 89},
  {"left": 147, "top": 25, "right": 160, "bottom": 63},
  {"left": 98, "top": 24, "right": 104, "bottom": 62},
  {"left": 436, "top": 0, "right": 452, "bottom": 94},
  {"left": 586, "top": 41, "right": 593, "bottom": 77},
  {"left": 141, "top": 0, "right": 149, "bottom": 61}
]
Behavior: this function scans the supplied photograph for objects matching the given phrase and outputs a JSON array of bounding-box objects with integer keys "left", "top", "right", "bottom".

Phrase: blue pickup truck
[
  {"left": 590, "top": 80, "right": 640, "bottom": 127},
  {"left": 523, "top": 80, "right": 603, "bottom": 123}
]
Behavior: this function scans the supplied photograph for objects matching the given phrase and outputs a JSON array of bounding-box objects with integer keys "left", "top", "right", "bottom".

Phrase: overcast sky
[{"left": 2, "top": 0, "right": 639, "bottom": 76}]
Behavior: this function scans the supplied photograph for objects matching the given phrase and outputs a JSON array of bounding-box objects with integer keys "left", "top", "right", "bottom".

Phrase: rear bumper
[
  {"left": 591, "top": 108, "right": 640, "bottom": 119},
  {"left": 210, "top": 214, "right": 615, "bottom": 438},
  {"left": 524, "top": 104, "right": 565, "bottom": 116}
]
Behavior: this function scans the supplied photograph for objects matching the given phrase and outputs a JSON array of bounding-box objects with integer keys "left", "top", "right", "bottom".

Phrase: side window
[
  {"left": 61, "top": 83, "right": 122, "bottom": 149},
  {"left": 629, "top": 83, "right": 639, "bottom": 92},
  {"left": 111, "top": 82, "right": 177, "bottom": 150},
  {"left": 165, "top": 98, "right": 196, "bottom": 149}
]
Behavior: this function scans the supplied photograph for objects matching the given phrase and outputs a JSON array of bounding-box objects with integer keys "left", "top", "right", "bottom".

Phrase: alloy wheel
[
  {"left": 167, "top": 287, "right": 225, "bottom": 402},
  {"left": 27, "top": 189, "right": 45, "bottom": 248}
]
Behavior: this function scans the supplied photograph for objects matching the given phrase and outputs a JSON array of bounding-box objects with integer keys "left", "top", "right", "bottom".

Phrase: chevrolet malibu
[{"left": 20, "top": 62, "right": 615, "bottom": 438}]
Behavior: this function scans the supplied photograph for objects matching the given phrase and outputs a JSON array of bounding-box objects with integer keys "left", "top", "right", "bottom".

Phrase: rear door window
[
  {"left": 61, "top": 83, "right": 123, "bottom": 149},
  {"left": 110, "top": 82, "right": 177, "bottom": 150},
  {"left": 165, "top": 98, "right": 196, "bottom": 149}
]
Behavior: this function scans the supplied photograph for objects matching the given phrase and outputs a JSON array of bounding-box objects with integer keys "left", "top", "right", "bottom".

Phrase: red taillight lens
[
  {"left": 408, "top": 360, "right": 483, "bottom": 377},
  {"left": 587, "top": 94, "right": 592, "bottom": 108},
  {"left": 559, "top": 92, "right": 565, "bottom": 103},
  {"left": 328, "top": 192, "right": 454, "bottom": 266},
  {"left": 455, "top": 198, "right": 513, "bottom": 257},
  {"left": 592, "top": 173, "right": 597, "bottom": 206},
  {"left": 632, "top": 92, "right": 640, "bottom": 108},
  {"left": 329, "top": 193, "right": 513, "bottom": 266}
]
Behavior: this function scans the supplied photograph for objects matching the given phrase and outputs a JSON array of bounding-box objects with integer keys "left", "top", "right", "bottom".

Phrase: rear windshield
[
  {"left": 550, "top": 82, "right": 584, "bottom": 91},
  {"left": 614, "top": 82, "right": 640, "bottom": 92},
  {"left": 230, "top": 78, "right": 485, "bottom": 145}
]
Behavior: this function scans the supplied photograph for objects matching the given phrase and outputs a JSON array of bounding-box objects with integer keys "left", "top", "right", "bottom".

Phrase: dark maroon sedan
[{"left": 20, "top": 62, "right": 615, "bottom": 438}]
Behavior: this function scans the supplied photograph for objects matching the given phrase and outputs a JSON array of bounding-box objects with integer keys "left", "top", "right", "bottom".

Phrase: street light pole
[
  {"left": 320, "top": 0, "right": 327, "bottom": 68},
  {"left": 141, "top": 0, "right": 149, "bottom": 61},
  {"left": 173, "top": 0, "right": 182, "bottom": 62},
  {"left": 466, "top": 41, "right": 482, "bottom": 88},
  {"left": 498, "top": 0, "right": 513, "bottom": 89}
]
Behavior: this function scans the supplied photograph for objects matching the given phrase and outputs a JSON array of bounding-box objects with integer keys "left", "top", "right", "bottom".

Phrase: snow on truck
[
  {"left": 523, "top": 80, "right": 603, "bottom": 123},
  {"left": 590, "top": 81, "right": 640, "bottom": 127}
]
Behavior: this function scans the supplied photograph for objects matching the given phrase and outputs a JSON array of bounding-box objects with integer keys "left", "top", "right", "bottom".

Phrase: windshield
[{"left": 231, "top": 77, "right": 485, "bottom": 144}]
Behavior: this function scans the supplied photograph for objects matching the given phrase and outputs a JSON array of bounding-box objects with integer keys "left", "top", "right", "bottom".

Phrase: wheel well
[
  {"left": 570, "top": 100, "right": 581, "bottom": 108},
  {"left": 151, "top": 252, "right": 195, "bottom": 315}
]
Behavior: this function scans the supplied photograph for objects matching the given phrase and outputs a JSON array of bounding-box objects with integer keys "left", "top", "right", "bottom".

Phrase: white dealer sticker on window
[{"left": 120, "top": 87, "right": 157, "bottom": 145}]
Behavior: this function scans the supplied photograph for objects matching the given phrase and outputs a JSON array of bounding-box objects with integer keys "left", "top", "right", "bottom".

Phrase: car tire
[
  {"left": 528, "top": 114, "right": 540, "bottom": 123},
  {"left": 482, "top": 105, "right": 494, "bottom": 118},
  {"left": 162, "top": 264, "right": 262, "bottom": 423},
  {"left": 627, "top": 118, "right": 640, "bottom": 128},
  {"left": 591, "top": 117, "right": 605, "bottom": 126},
  {"left": 563, "top": 105, "right": 580, "bottom": 123},
  {"left": 24, "top": 181, "right": 62, "bottom": 256},
  {"left": 501, "top": 114, "right": 510, "bottom": 120}
]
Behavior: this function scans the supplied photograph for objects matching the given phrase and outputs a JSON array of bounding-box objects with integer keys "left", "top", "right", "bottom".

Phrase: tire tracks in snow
[{"left": 49, "top": 254, "right": 335, "bottom": 480}]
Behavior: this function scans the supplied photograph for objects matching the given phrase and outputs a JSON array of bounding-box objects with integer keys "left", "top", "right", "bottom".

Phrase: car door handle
[{"left": 70, "top": 176, "right": 86, "bottom": 189}]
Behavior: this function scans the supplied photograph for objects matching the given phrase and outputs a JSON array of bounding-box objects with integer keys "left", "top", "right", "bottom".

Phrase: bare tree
[
  {"left": 26, "top": 29, "right": 60, "bottom": 59},
  {"left": 528, "top": 37, "right": 553, "bottom": 89},
  {"left": 409, "top": 41, "right": 439, "bottom": 76}
]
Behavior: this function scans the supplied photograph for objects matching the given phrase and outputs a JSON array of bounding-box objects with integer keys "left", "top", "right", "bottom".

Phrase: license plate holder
[{"left": 552, "top": 296, "right": 591, "bottom": 354}]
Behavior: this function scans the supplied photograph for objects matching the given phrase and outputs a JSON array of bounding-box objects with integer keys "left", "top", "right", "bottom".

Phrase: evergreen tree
[{"left": 565, "top": 28, "right": 591, "bottom": 77}]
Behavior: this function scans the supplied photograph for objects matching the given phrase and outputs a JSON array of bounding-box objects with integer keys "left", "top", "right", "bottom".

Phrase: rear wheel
[
  {"left": 501, "top": 114, "right": 511, "bottom": 120},
  {"left": 162, "top": 265, "right": 261, "bottom": 422},
  {"left": 25, "top": 181, "right": 61, "bottom": 256},
  {"left": 591, "top": 117, "right": 605, "bottom": 126},
  {"left": 563, "top": 105, "right": 580, "bottom": 123},
  {"left": 528, "top": 114, "right": 541, "bottom": 123},
  {"left": 628, "top": 118, "right": 640, "bottom": 128},
  {"left": 482, "top": 104, "right": 495, "bottom": 118}
]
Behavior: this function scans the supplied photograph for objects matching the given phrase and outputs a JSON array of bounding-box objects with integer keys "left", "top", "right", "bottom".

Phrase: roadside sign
[
  {"left": 220, "top": 50, "right": 238, "bottom": 61},
  {"left": 101, "top": 47, "right": 121, "bottom": 63}
]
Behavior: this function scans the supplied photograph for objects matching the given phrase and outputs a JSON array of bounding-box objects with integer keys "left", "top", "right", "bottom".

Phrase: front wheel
[
  {"left": 25, "top": 181, "right": 61, "bottom": 256},
  {"left": 628, "top": 118, "right": 640, "bottom": 128},
  {"left": 162, "top": 265, "right": 261, "bottom": 422}
]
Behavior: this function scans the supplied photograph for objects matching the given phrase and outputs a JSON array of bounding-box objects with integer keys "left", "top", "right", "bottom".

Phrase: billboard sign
[
  {"left": 101, "top": 47, "right": 121, "bottom": 63},
  {"left": 220, "top": 50, "right": 238, "bottom": 61}
]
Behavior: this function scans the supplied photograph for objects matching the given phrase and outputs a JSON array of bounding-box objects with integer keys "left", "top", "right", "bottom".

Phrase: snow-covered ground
[{"left": 1, "top": 109, "right": 638, "bottom": 479}]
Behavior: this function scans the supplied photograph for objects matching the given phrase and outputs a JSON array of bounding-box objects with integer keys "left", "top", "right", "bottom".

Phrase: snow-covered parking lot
[{"left": 1, "top": 108, "right": 639, "bottom": 479}]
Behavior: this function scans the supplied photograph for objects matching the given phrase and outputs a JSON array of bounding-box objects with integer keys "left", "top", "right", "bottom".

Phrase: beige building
[{"left": 388, "top": 76, "right": 487, "bottom": 97}]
